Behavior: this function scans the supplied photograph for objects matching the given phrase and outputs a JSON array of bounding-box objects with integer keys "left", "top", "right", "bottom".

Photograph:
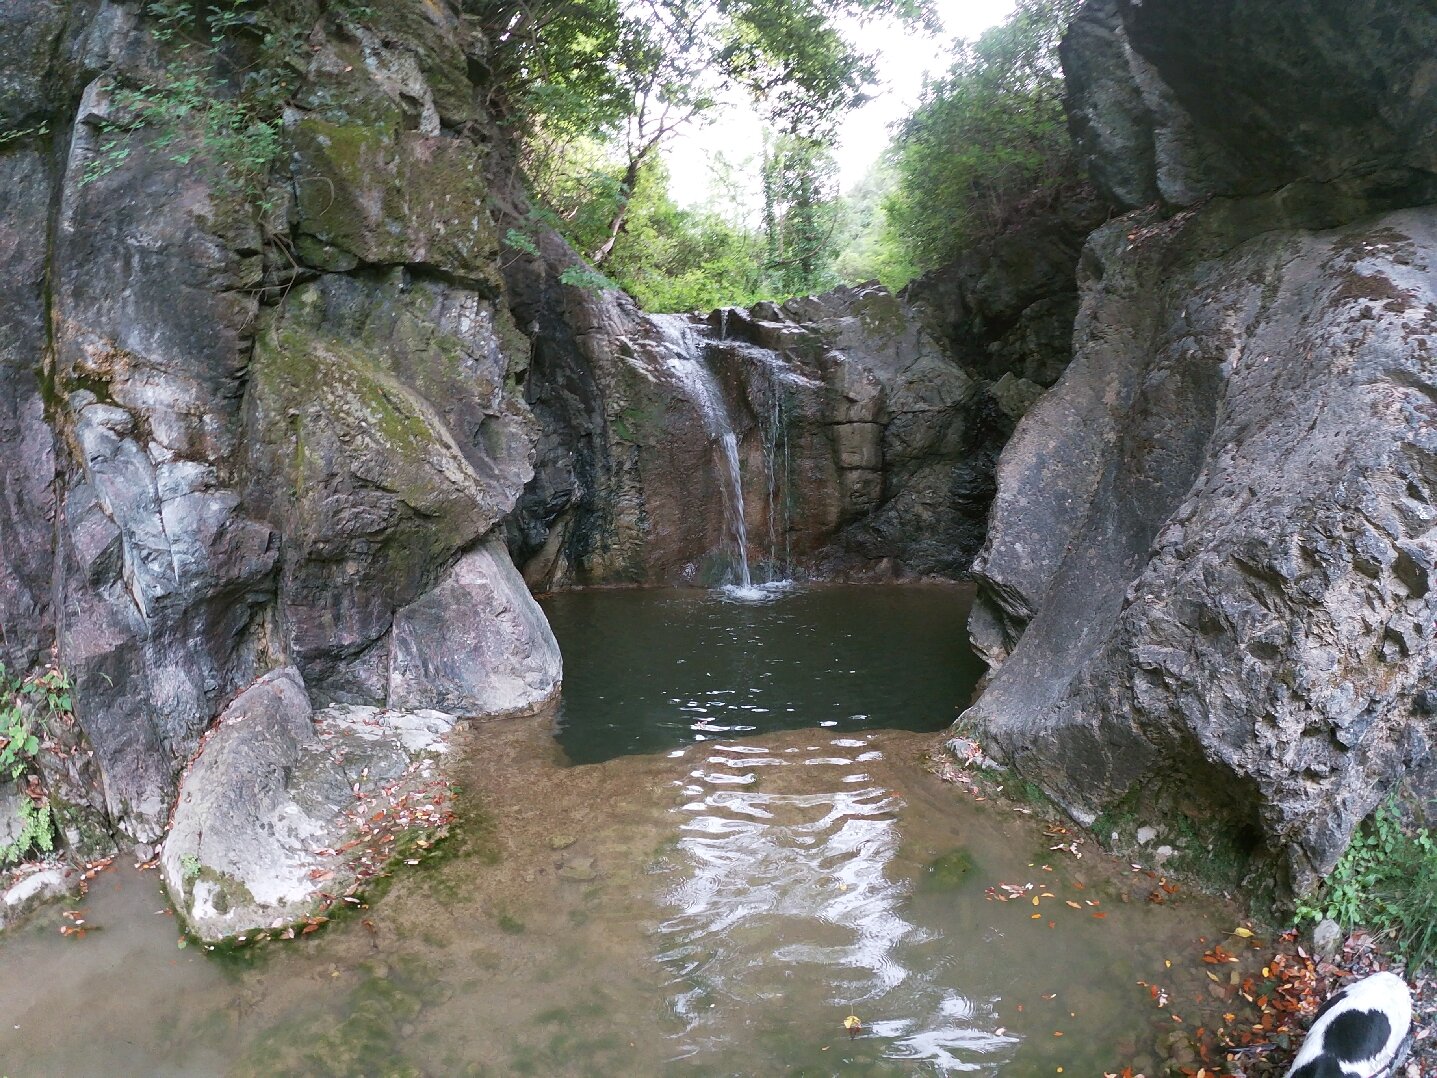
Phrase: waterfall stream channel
[{"left": 645, "top": 312, "right": 810, "bottom": 598}]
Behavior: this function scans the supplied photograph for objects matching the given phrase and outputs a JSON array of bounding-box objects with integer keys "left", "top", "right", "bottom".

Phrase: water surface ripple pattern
[{"left": 657, "top": 737, "right": 1012, "bottom": 1070}]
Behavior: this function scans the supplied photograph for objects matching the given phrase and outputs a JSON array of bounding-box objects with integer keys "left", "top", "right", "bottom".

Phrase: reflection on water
[
  {"left": 660, "top": 737, "right": 1014, "bottom": 1072},
  {"left": 0, "top": 588, "right": 1241, "bottom": 1076},
  {"left": 543, "top": 584, "right": 986, "bottom": 765}
]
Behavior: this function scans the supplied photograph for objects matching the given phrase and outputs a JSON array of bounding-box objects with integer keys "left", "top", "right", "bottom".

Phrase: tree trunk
[{"left": 590, "top": 156, "right": 642, "bottom": 267}]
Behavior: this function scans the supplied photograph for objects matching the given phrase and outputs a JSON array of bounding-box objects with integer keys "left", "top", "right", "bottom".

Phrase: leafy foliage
[
  {"left": 603, "top": 161, "right": 770, "bottom": 311},
  {"left": 558, "top": 265, "right": 619, "bottom": 292},
  {"left": 1296, "top": 798, "right": 1437, "bottom": 972},
  {"left": 517, "top": 146, "right": 832, "bottom": 311},
  {"left": 832, "top": 159, "right": 917, "bottom": 290},
  {"left": 477, "top": 0, "right": 935, "bottom": 306},
  {"left": 0, "top": 664, "right": 69, "bottom": 866},
  {"left": 502, "top": 228, "right": 542, "bottom": 259},
  {"left": 0, "top": 122, "right": 50, "bottom": 149},
  {"left": 761, "top": 133, "right": 842, "bottom": 297},
  {"left": 885, "top": 0, "right": 1082, "bottom": 272},
  {"left": 477, "top": 0, "right": 936, "bottom": 145},
  {"left": 80, "top": 0, "right": 323, "bottom": 212}
]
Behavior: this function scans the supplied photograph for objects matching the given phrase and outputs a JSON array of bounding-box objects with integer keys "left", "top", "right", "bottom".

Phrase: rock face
[
  {"left": 0, "top": 0, "right": 559, "bottom": 874},
  {"left": 388, "top": 534, "right": 562, "bottom": 717},
  {"left": 1062, "top": 0, "right": 1437, "bottom": 213},
  {"left": 501, "top": 255, "right": 1050, "bottom": 587},
  {"left": 965, "top": 0, "right": 1437, "bottom": 895},
  {"left": 905, "top": 185, "right": 1106, "bottom": 389}
]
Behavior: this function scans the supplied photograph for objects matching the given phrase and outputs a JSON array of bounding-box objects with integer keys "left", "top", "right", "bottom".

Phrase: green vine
[
  {"left": 0, "top": 122, "right": 50, "bottom": 150},
  {"left": 0, "top": 664, "right": 69, "bottom": 866}
]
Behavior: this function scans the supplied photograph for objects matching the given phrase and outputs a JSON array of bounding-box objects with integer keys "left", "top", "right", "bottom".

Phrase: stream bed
[{"left": 0, "top": 585, "right": 1243, "bottom": 1076}]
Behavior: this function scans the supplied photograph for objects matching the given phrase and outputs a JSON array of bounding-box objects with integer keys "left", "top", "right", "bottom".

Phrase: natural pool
[
  {"left": 544, "top": 584, "right": 987, "bottom": 764},
  {"left": 0, "top": 585, "right": 1241, "bottom": 1075}
]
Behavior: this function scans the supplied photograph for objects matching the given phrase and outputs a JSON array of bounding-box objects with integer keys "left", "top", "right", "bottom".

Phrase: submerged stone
[{"left": 920, "top": 849, "right": 976, "bottom": 892}]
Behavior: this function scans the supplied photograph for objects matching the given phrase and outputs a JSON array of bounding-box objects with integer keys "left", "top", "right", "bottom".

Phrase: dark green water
[{"left": 543, "top": 584, "right": 986, "bottom": 765}]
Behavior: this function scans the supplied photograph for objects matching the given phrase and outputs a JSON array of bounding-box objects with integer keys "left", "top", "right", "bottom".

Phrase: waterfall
[
  {"left": 641, "top": 314, "right": 817, "bottom": 598},
  {"left": 647, "top": 315, "right": 754, "bottom": 590},
  {"left": 763, "top": 390, "right": 792, "bottom": 576},
  {"left": 717, "top": 432, "right": 753, "bottom": 589}
]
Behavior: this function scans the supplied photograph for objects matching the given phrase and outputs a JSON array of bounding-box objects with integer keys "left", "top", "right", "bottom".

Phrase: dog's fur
[{"left": 1285, "top": 971, "right": 1412, "bottom": 1078}]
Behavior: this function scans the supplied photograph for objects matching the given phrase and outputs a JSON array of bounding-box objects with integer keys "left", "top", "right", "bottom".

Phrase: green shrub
[
  {"left": 0, "top": 664, "right": 66, "bottom": 866},
  {"left": 885, "top": 0, "right": 1081, "bottom": 272},
  {"left": 80, "top": 0, "right": 311, "bottom": 213},
  {"left": 1296, "top": 798, "right": 1437, "bottom": 972}
]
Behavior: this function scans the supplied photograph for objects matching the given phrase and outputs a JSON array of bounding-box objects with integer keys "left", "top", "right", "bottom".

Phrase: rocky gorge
[
  {"left": 0, "top": 0, "right": 1432, "bottom": 961},
  {"left": 0, "top": 0, "right": 1068, "bottom": 941}
]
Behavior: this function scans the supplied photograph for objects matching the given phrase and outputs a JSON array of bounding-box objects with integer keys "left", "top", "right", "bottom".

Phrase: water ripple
[{"left": 656, "top": 746, "right": 1005, "bottom": 1070}]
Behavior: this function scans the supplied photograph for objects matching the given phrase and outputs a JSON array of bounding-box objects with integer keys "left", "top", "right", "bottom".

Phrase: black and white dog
[{"left": 1285, "top": 971, "right": 1413, "bottom": 1078}]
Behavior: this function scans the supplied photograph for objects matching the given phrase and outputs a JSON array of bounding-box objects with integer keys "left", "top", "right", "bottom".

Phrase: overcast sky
[{"left": 664, "top": 0, "right": 1017, "bottom": 212}]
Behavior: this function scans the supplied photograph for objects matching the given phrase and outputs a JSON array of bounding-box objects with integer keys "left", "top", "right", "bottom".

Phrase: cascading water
[
  {"left": 716, "top": 431, "right": 753, "bottom": 589},
  {"left": 646, "top": 314, "right": 755, "bottom": 591},
  {"left": 763, "top": 390, "right": 792, "bottom": 575},
  {"left": 643, "top": 313, "right": 817, "bottom": 599}
]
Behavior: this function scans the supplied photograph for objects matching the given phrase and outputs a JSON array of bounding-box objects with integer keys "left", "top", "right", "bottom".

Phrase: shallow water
[{"left": 0, "top": 586, "right": 1239, "bottom": 1076}]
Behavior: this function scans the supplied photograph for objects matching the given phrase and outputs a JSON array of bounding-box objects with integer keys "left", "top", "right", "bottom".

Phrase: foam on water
[{"left": 716, "top": 579, "right": 797, "bottom": 604}]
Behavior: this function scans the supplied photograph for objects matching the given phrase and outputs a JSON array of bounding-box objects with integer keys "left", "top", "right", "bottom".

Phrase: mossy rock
[{"left": 289, "top": 117, "right": 499, "bottom": 284}]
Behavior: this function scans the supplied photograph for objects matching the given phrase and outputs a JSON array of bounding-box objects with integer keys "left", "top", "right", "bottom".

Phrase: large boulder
[
  {"left": 161, "top": 667, "right": 459, "bottom": 943},
  {"left": 389, "top": 534, "right": 562, "bottom": 717},
  {"left": 243, "top": 272, "right": 536, "bottom": 705},
  {"left": 965, "top": 0, "right": 1437, "bottom": 896}
]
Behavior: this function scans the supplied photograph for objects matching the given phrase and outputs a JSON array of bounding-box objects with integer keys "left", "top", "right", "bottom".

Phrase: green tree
[
  {"left": 604, "top": 158, "right": 770, "bottom": 311},
  {"left": 475, "top": 0, "right": 937, "bottom": 275},
  {"left": 832, "top": 158, "right": 916, "bottom": 290},
  {"left": 885, "top": 0, "right": 1082, "bottom": 272},
  {"left": 761, "top": 132, "right": 841, "bottom": 296}
]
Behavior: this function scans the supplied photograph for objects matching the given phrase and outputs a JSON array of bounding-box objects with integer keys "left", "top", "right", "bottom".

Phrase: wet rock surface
[
  {"left": 503, "top": 269, "right": 1062, "bottom": 586},
  {"left": 0, "top": 864, "right": 79, "bottom": 932},
  {"left": 965, "top": 0, "right": 1437, "bottom": 894}
]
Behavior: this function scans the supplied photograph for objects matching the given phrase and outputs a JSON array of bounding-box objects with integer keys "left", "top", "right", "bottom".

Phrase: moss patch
[
  {"left": 228, "top": 957, "right": 435, "bottom": 1077},
  {"left": 918, "top": 848, "right": 976, "bottom": 892}
]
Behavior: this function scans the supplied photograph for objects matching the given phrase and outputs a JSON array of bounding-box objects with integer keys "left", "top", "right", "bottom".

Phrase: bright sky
[{"left": 664, "top": 0, "right": 1017, "bottom": 213}]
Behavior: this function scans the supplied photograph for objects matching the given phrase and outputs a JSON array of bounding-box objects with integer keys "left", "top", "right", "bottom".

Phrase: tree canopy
[
  {"left": 475, "top": 0, "right": 935, "bottom": 308},
  {"left": 882, "top": 0, "right": 1082, "bottom": 272},
  {"left": 477, "top": 0, "right": 1085, "bottom": 310}
]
